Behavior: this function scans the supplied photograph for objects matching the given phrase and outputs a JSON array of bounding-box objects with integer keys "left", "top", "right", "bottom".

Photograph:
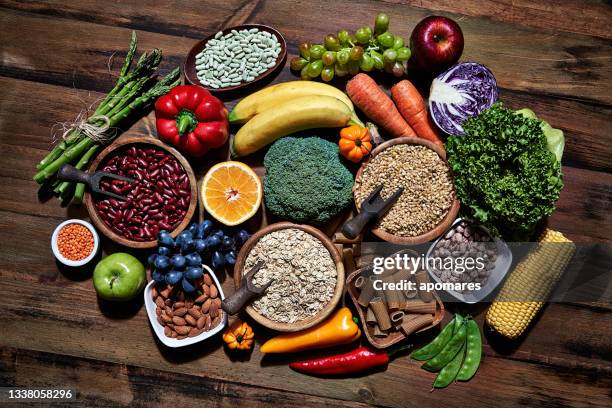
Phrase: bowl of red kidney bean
[{"left": 84, "top": 136, "right": 197, "bottom": 249}]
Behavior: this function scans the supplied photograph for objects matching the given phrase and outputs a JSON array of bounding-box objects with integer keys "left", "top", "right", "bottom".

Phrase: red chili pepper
[
  {"left": 154, "top": 85, "right": 229, "bottom": 157},
  {"left": 290, "top": 346, "right": 408, "bottom": 376}
]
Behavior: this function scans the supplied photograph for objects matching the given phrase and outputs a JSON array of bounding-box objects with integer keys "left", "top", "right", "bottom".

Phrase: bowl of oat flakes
[
  {"left": 233, "top": 222, "right": 345, "bottom": 332},
  {"left": 354, "top": 137, "right": 460, "bottom": 244}
]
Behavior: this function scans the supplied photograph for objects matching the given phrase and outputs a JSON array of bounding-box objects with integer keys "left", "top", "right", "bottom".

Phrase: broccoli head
[{"left": 263, "top": 137, "right": 354, "bottom": 225}]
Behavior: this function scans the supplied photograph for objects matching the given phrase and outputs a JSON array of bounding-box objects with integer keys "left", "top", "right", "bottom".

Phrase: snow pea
[
  {"left": 422, "top": 321, "right": 467, "bottom": 372},
  {"left": 411, "top": 314, "right": 463, "bottom": 361},
  {"left": 434, "top": 341, "right": 466, "bottom": 388},
  {"left": 457, "top": 319, "right": 482, "bottom": 381}
]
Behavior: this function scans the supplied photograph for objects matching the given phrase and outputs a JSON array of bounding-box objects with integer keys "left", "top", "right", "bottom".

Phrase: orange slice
[{"left": 201, "top": 161, "right": 262, "bottom": 226}]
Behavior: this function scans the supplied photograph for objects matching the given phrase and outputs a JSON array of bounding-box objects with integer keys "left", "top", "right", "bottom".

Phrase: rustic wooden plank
[
  {"left": 386, "top": 0, "right": 612, "bottom": 40},
  {"left": 0, "top": 347, "right": 370, "bottom": 407},
  {"left": 0, "top": 5, "right": 611, "bottom": 106},
  {"left": 4, "top": 0, "right": 611, "bottom": 41},
  {"left": 0, "top": 0, "right": 244, "bottom": 39}
]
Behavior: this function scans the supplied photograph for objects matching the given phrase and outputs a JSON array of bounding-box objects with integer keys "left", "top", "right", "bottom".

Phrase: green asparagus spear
[{"left": 72, "top": 144, "right": 100, "bottom": 205}]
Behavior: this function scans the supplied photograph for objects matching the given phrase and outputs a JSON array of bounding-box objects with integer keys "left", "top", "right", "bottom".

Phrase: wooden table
[{"left": 1, "top": 1, "right": 611, "bottom": 406}]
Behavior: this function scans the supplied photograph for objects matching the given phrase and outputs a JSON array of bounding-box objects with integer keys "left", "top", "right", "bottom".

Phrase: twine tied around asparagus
[{"left": 52, "top": 108, "right": 115, "bottom": 145}]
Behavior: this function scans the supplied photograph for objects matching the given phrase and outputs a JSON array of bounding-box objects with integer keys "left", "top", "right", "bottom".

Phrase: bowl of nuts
[
  {"left": 233, "top": 222, "right": 345, "bottom": 332},
  {"left": 353, "top": 137, "right": 460, "bottom": 244},
  {"left": 144, "top": 264, "right": 226, "bottom": 348},
  {"left": 84, "top": 136, "right": 197, "bottom": 249},
  {"left": 426, "top": 218, "right": 513, "bottom": 303}
]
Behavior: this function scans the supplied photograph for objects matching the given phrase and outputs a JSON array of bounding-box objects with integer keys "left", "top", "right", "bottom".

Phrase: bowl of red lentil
[{"left": 51, "top": 219, "right": 100, "bottom": 267}]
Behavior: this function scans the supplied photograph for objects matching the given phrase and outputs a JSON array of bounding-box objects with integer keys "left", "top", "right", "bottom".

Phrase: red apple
[{"left": 410, "top": 16, "right": 464, "bottom": 75}]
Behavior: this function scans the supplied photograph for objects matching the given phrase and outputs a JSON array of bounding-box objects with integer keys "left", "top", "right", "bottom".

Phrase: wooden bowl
[
  {"left": 354, "top": 137, "right": 460, "bottom": 244},
  {"left": 346, "top": 253, "right": 445, "bottom": 349},
  {"left": 184, "top": 24, "right": 287, "bottom": 94},
  {"left": 233, "top": 222, "right": 345, "bottom": 332},
  {"left": 84, "top": 136, "right": 197, "bottom": 249}
]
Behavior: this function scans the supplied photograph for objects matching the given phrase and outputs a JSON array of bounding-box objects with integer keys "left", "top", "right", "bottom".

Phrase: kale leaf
[{"left": 446, "top": 103, "right": 563, "bottom": 240}]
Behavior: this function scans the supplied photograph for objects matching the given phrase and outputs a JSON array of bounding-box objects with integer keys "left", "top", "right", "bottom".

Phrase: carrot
[
  {"left": 346, "top": 73, "right": 416, "bottom": 138},
  {"left": 391, "top": 80, "right": 444, "bottom": 145}
]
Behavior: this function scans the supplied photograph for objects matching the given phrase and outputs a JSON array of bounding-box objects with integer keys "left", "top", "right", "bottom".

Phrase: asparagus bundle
[{"left": 34, "top": 31, "right": 181, "bottom": 204}]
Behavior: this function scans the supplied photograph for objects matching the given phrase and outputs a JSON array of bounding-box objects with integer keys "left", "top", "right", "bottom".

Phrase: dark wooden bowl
[
  {"left": 84, "top": 136, "right": 197, "bottom": 249},
  {"left": 233, "top": 222, "right": 345, "bottom": 332},
  {"left": 354, "top": 137, "right": 460, "bottom": 244},
  {"left": 346, "top": 255, "right": 445, "bottom": 349},
  {"left": 184, "top": 24, "right": 287, "bottom": 94}
]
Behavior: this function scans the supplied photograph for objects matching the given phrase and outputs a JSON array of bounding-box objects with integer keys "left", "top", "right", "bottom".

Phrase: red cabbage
[{"left": 429, "top": 62, "right": 498, "bottom": 136}]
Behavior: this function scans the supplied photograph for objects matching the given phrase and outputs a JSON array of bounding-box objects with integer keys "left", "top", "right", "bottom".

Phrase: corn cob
[{"left": 486, "top": 229, "right": 575, "bottom": 339}]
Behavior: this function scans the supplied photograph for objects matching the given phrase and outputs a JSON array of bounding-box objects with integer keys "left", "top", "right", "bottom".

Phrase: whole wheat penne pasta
[
  {"left": 354, "top": 275, "right": 366, "bottom": 289},
  {"left": 402, "top": 299, "right": 437, "bottom": 314},
  {"left": 390, "top": 310, "right": 405, "bottom": 325},
  {"left": 383, "top": 279, "right": 402, "bottom": 311},
  {"left": 366, "top": 307, "right": 377, "bottom": 325},
  {"left": 373, "top": 324, "right": 388, "bottom": 338},
  {"left": 369, "top": 296, "right": 392, "bottom": 331},
  {"left": 403, "top": 288, "right": 417, "bottom": 300},
  {"left": 357, "top": 275, "right": 376, "bottom": 307},
  {"left": 391, "top": 268, "right": 412, "bottom": 283},
  {"left": 400, "top": 314, "right": 434, "bottom": 336},
  {"left": 414, "top": 270, "right": 434, "bottom": 303}
]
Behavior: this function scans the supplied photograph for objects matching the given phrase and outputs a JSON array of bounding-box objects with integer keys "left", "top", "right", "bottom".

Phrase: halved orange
[{"left": 201, "top": 161, "right": 262, "bottom": 226}]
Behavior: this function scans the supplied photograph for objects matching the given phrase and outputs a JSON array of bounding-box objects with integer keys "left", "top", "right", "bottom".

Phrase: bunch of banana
[{"left": 229, "top": 81, "right": 363, "bottom": 157}]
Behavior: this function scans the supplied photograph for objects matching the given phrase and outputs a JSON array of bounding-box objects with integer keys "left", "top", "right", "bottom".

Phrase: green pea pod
[
  {"left": 456, "top": 319, "right": 482, "bottom": 381},
  {"left": 412, "top": 314, "right": 463, "bottom": 361},
  {"left": 434, "top": 341, "right": 466, "bottom": 388},
  {"left": 422, "top": 322, "right": 467, "bottom": 372}
]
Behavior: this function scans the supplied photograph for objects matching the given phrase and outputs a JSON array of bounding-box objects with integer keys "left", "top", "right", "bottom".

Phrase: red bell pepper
[
  {"left": 155, "top": 85, "right": 229, "bottom": 157},
  {"left": 289, "top": 346, "right": 408, "bottom": 376}
]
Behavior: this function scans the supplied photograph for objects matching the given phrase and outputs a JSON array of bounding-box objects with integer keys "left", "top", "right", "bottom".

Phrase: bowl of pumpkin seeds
[{"left": 184, "top": 24, "right": 287, "bottom": 93}]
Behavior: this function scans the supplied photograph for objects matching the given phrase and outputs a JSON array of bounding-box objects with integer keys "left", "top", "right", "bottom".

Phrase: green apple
[{"left": 93, "top": 253, "right": 146, "bottom": 301}]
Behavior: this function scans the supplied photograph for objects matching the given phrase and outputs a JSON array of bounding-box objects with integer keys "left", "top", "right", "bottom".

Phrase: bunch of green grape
[{"left": 290, "top": 13, "right": 411, "bottom": 81}]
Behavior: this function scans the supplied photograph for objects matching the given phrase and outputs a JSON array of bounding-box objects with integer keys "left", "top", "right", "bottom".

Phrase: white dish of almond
[{"left": 144, "top": 264, "right": 226, "bottom": 348}]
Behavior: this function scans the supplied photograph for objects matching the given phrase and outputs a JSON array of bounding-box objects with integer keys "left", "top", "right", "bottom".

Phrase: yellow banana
[
  {"left": 228, "top": 81, "right": 362, "bottom": 125},
  {"left": 231, "top": 95, "right": 357, "bottom": 157}
]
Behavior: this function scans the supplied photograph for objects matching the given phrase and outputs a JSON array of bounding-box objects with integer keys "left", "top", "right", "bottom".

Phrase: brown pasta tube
[
  {"left": 402, "top": 300, "right": 437, "bottom": 314},
  {"left": 382, "top": 282, "right": 401, "bottom": 312},
  {"left": 400, "top": 314, "right": 434, "bottom": 337},
  {"left": 403, "top": 288, "right": 417, "bottom": 300},
  {"left": 415, "top": 270, "right": 434, "bottom": 303},
  {"left": 389, "top": 310, "right": 405, "bottom": 325},
  {"left": 369, "top": 296, "right": 392, "bottom": 331},
  {"left": 357, "top": 275, "right": 376, "bottom": 307},
  {"left": 392, "top": 268, "right": 412, "bottom": 283},
  {"left": 366, "top": 307, "right": 377, "bottom": 325},
  {"left": 343, "top": 248, "right": 356, "bottom": 275},
  {"left": 373, "top": 324, "right": 388, "bottom": 338},
  {"left": 354, "top": 276, "right": 366, "bottom": 289}
]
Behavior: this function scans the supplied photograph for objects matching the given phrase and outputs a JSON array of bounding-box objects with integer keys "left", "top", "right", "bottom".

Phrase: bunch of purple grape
[{"left": 148, "top": 220, "right": 250, "bottom": 292}]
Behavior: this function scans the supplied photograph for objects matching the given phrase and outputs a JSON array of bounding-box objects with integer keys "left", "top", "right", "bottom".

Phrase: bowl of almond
[{"left": 144, "top": 264, "right": 226, "bottom": 348}]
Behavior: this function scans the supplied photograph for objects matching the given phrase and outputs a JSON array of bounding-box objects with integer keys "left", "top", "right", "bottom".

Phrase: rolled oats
[{"left": 244, "top": 228, "right": 337, "bottom": 323}]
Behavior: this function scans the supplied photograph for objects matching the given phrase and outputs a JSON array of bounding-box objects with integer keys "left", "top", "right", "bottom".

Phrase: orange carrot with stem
[
  {"left": 346, "top": 74, "right": 416, "bottom": 138},
  {"left": 391, "top": 80, "right": 444, "bottom": 145}
]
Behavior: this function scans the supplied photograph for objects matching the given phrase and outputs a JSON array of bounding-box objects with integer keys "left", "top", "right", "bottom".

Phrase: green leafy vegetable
[
  {"left": 515, "top": 108, "right": 565, "bottom": 163},
  {"left": 446, "top": 103, "right": 563, "bottom": 240}
]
